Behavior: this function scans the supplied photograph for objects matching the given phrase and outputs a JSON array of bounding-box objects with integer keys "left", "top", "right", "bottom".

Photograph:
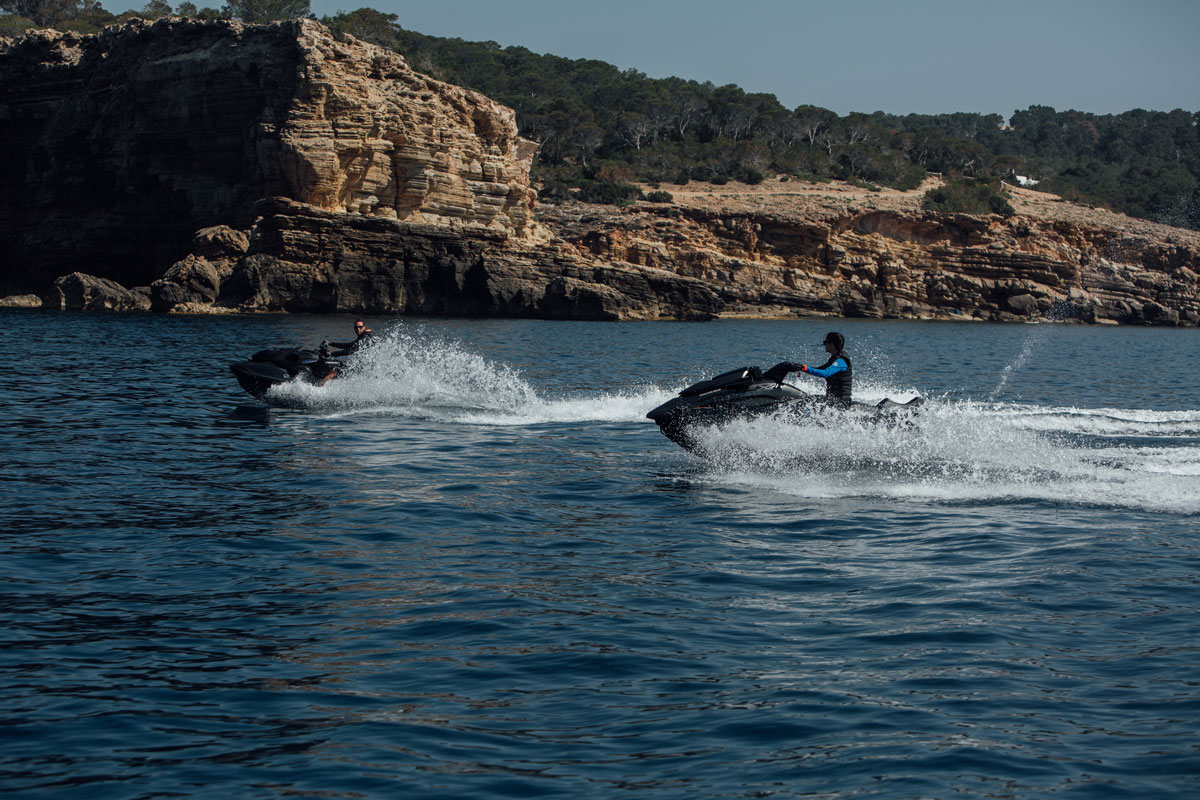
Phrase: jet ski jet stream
[
  {"left": 230, "top": 345, "right": 342, "bottom": 400},
  {"left": 647, "top": 363, "right": 923, "bottom": 450}
]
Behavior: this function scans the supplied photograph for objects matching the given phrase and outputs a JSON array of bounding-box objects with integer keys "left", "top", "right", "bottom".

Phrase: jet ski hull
[
  {"left": 229, "top": 347, "right": 340, "bottom": 400},
  {"left": 648, "top": 384, "right": 814, "bottom": 449},
  {"left": 647, "top": 365, "right": 922, "bottom": 451}
]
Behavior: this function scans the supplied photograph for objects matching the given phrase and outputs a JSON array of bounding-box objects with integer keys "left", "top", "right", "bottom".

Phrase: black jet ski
[
  {"left": 646, "top": 363, "right": 923, "bottom": 450},
  {"left": 230, "top": 344, "right": 342, "bottom": 400}
]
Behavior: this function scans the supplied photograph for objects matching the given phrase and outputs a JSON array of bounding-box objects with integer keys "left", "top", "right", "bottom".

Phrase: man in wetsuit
[
  {"left": 795, "top": 331, "right": 852, "bottom": 408},
  {"left": 327, "top": 319, "right": 374, "bottom": 356},
  {"left": 319, "top": 320, "right": 374, "bottom": 384}
]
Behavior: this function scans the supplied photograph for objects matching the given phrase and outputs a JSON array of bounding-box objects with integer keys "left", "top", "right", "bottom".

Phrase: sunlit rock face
[
  {"left": 0, "top": 18, "right": 538, "bottom": 295},
  {"left": 255, "top": 19, "right": 538, "bottom": 237},
  {"left": 539, "top": 203, "right": 1200, "bottom": 325}
]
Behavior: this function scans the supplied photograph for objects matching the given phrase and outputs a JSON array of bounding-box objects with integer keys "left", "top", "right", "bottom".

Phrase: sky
[
  {"left": 95, "top": 0, "right": 1198, "bottom": 118},
  {"left": 296, "top": 0, "right": 1199, "bottom": 118}
]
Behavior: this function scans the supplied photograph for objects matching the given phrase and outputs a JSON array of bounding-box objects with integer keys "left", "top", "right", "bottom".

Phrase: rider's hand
[{"left": 799, "top": 364, "right": 809, "bottom": 373}]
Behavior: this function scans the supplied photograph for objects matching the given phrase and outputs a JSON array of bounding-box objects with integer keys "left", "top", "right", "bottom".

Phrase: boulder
[
  {"left": 190, "top": 226, "right": 250, "bottom": 273},
  {"left": 1141, "top": 301, "right": 1180, "bottom": 325},
  {"left": 540, "top": 277, "right": 624, "bottom": 320},
  {"left": 43, "top": 273, "right": 150, "bottom": 311},
  {"left": 0, "top": 294, "right": 42, "bottom": 308},
  {"left": 1005, "top": 293, "right": 1040, "bottom": 316},
  {"left": 150, "top": 254, "right": 220, "bottom": 312}
]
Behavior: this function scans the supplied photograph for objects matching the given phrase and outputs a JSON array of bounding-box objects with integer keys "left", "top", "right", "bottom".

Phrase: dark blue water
[{"left": 2, "top": 310, "right": 1198, "bottom": 799}]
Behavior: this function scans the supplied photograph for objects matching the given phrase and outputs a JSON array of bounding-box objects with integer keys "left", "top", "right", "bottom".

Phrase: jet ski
[
  {"left": 230, "top": 344, "right": 342, "bottom": 400},
  {"left": 646, "top": 363, "right": 923, "bottom": 450}
]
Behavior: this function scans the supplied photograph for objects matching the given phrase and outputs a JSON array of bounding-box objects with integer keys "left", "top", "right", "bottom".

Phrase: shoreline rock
[
  {"left": 1, "top": 19, "right": 1197, "bottom": 326},
  {"left": 42, "top": 272, "right": 151, "bottom": 312}
]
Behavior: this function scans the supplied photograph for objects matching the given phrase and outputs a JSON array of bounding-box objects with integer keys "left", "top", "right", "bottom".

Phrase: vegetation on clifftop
[
  {"left": 3, "top": 2, "right": 1198, "bottom": 228},
  {"left": 923, "top": 177, "right": 1016, "bottom": 217}
]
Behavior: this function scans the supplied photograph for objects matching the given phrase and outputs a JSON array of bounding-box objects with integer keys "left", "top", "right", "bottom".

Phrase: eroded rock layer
[
  {"left": 537, "top": 203, "right": 1200, "bottom": 325},
  {"left": 2, "top": 19, "right": 1197, "bottom": 325}
]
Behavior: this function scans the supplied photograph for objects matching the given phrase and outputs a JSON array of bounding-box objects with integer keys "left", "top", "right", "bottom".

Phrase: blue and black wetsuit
[{"left": 806, "top": 352, "right": 852, "bottom": 407}]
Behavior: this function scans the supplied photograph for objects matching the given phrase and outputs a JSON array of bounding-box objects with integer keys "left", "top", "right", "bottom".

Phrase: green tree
[
  {"left": 0, "top": 12, "right": 34, "bottom": 33},
  {"left": 0, "top": 0, "right": 78, "bottom": 27},
  {"left": 225, "top": 0, "right": 308, "bottom": 23},
  {"left": 323, "top": 7, "right": 400, "bottom": 48},
  {"left": 139, "top": 0, "right": 171, "bottom": 19},
  {"left": 175, "top": 2, "right": 225, "bottom": 17},
  {"left": 924, "top": 176, "right": 1014, "bottom": 216}
]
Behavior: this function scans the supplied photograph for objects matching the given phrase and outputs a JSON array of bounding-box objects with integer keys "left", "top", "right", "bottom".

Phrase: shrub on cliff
[
  {"left": 923, "top": 177, "right": 1015, "bottom": 216},
  {"left": 0, "top": 0, "right": 72, "bottom": 27},
  {"left": 575, "top": 179, "right": 644, "bottom": 206},
  {"left": 0, "top": 13, "right": 34, "bottom": 34},
  {"left": 535, "top": 174, "right": 644, "bottom": 206},
  {"left": 645, "top": 190, "right": 674, "bottom": 203},
  {"left": 0, "top": 0, "right": 117, "bottom": 31}
]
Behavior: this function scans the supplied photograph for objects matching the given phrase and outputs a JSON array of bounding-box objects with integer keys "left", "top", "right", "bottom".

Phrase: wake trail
[
  {"left": 265, "top": 325, "right": 677, "bottom": 424},
  {"left": 261, "top": 326, "right": 1200, "bottom": 513},
  {"left": 690, "top": 397, "right": 1200, "bottom": 514}
]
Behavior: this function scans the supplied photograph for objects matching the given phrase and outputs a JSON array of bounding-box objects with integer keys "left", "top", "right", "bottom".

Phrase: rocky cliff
[
  {"left": 2, "top": 19, "right": 1198, "bottom": 325},
  {"left": 538, "top": 189, "right": 1200, "bottom": 325},
  {"left": 1, "top": 17, "right": 538, "bottom": 293}
]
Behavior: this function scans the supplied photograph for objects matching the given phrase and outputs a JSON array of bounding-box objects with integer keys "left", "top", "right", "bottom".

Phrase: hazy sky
[
  {"left": 292, "top": 0, "right": 1198, "bottom": 118},
  {"left": 88, "top": 0, "right": 1197, "bottom": 117}
]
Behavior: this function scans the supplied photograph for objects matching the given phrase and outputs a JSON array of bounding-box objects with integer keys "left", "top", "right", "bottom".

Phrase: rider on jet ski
[
  {"left": 780, "top": 331, "right": 852, "bottom": 408},
  {"left": 327, "top": 319, "right": 374, "bottom": 356},
  {"left": 320, "top": 319, "right": 374, "bottom": 384},
  {"left": 648, "top": 331, "right": 921, "bottom": 450}
]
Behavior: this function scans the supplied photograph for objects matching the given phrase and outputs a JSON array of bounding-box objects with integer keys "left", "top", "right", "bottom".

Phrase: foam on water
[
  {"left": 690, "top": 397, "right": 1200, "bottom": 514},
  {"left": 265, "top": 326, "right": 677, "bottom": 424},
  {"left": 262, "top": 326, "right": 1199, "bottom": 514},
  {"left": 988, "top": 405, "right": 1200, "bottom": 437}
]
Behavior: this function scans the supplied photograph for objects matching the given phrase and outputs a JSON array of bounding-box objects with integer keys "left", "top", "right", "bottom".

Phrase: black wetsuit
[
  {"left": 329, "top": 330, "right": 373, "bottom": 357},
  {"left": 808, "top": 351, "right": 852, "bottom": 407}
]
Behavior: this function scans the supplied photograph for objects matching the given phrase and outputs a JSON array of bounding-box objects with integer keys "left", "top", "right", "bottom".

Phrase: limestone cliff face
[
  {"left": 537, "top": 202, "right": 1200, "bottom": 325},
  {"left": 2, "top": 19, "right": 1198, "bottom": 325},
  {"left": 0, "top": 18, "right": 538, "bottom": 295},
  {"left": 258, "top": 20, "right": 538, "bottom": 235},
  {"left": 215, "top": 196, "right": 722, "bottom": 319}
]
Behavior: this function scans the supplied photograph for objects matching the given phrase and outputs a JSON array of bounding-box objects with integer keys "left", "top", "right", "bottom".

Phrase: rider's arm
[{"left": 803, "top": 358, "right": 847, "bottom": 378}]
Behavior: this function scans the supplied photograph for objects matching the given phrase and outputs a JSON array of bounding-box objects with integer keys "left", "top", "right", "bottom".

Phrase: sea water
[{"left": 1, "top": 310, "right": 1197, "bottom": 799}]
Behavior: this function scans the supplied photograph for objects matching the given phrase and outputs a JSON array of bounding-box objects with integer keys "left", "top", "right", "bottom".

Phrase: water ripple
[{"left": 1, "top": 312, "right": 1198, "bottom": 798}]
